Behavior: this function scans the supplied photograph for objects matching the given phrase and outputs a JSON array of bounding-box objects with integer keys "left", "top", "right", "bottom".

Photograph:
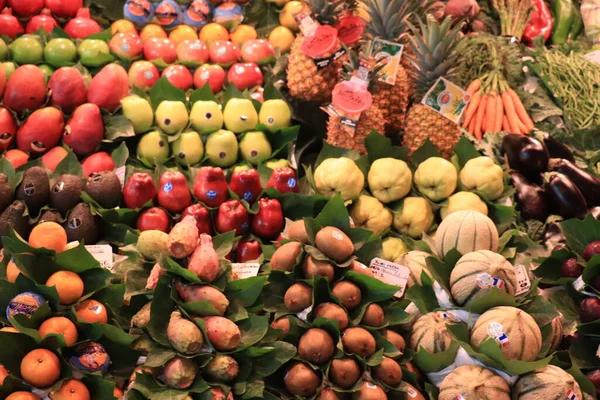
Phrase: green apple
[
  {"left": 137, "top": 130, "right": 170, "bottom": 165},
  {"left": 38, "top": 65, "right": 54, "bottom": 84},
  {"left": 2, "top": 62, "right": 15, "bottom": 79},
  {"left": 190, "top": 100, "right": 223, "bottom": 134},
  {"left": 155, "top": 101, "right": 189, "bottom": 135},
  {"left": 172, "top": 131, "right": 204, "bottom": 165},
  {"left": 259, "top": 99, "right": 292, "bottom": 132},
  {"left": 392, "top": 197, "right": 434, "bottom": 238},
  {"left": 239, "top": 131, "right": 272, "bottom": 165},
  {"left": 223, "top": 98, "right": 258, "bottom": 133},
  {"left": 0, "top": 39, "right": 9, "bottom": 61},
  {"left": 265, "top": 159, "right": 290, "bottom": 170},
  {"left": 10, "top": 35, "right": 44, "bottom": 65},
  {"left": 121, "top": 96, "right": 154, "bottom": 133},
  {"left": 205, "top": 129, "right": 239, "bottom": 167},
  {"left": 44, "top": 38, "right": 77, "bottom": 67},
  {"left": 78, "top": 39, "right": 111, "bottom": 67},
  {"left": 414, "top": 157, "right": 458, "bottom": 202}
]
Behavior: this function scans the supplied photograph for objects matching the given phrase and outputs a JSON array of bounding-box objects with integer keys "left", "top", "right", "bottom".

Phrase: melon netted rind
[
  {"left": 470, "top": 306, "right": 542, "bottom": 362},
  {"left": 545, "top": 317, "right": 563, "bottom": 353},
  {"left": 449, "top": 250, "right": 517, "bottom": 306},
  {"left": 395, "top": 250, "right": 432, "bottom": 287},
  {"left": 513, "top": 365, "right": 583, "bottom": 400},
  {"left": 435, "top": 210, "right": 499, "bottom": 258},
  {"left": 409, "top": 312, "right": 459, "bottom": 354},
  {"left": 438, "top": 365, "right": 511, "bottom": 400}
]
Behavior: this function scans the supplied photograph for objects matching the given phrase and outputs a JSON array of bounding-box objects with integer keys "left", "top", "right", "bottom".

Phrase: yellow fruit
[
  {"left": 435, "top": 210, "right": 499, "bottom": 258},
  {"left": 268, "top": 26, "right": 295, "bottom": 53},
  {"left": 230, "top": 24, "right": 257, "bottom": 46},
  {"left": 439, "top": 365, "right": 510, "bottom": 400},
  {"left": 169, "top": 26, "right": 198, "bottom": 47},
  {"left": 440, "top": 192, "right": 488, "bottom": 219},
  {"left": 140, "top": 24, "right": 167, "bottom": 43},
  {"left": 279, "top": 1, "right": 303, "bottom": 30},
  {"left": 111, "top": 19, "right": 137, "bottom": 35},
  {"left": 199, "top": 23, "right": 229, "bottom": 43}
]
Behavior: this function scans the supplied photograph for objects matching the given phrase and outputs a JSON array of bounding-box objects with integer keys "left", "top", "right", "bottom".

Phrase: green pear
[
  {"left": 137, "top": 130, "right": 169, "bottom": 165},
  {"left": 121, "top": 96, "right": 154, "bottom": 133},
  {"left": 259, "top": 99, "right": 292, "bottom": 132},
  {"left": 266, "top": 159, "right": 290, "bottom": 170},
  {"left": 223, "top": 98, "right": 258, "bottom": 133},
  {"left": 239, "top": 131, "right": 272, "bottom": 165},
  {"left": 155, "top": 101, "right": 189, "bottom": 135},
  {"left": 205, "top": 129, "right": 239, "bottom": 167},
  {"left": 190, "top": 100, "right": 223, "bottom": 134},
  {"left": 172, "top": 131, "right": 204, "bottom": 165}
]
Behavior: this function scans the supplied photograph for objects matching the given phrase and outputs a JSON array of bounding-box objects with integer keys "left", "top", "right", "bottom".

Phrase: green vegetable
[
  {"left": 552, "top": 0, "right": 576, "bottom": 44},
  {"left": 569, "top": 5, "right": 584, "bottom": 39}
]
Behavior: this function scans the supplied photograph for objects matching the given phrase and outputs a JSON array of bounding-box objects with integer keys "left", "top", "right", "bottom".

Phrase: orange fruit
[
  {"left": 6, "top": 258, "right": 21, "bottom": 283},
  {"left": 199, "top": 23, "right": 229, "bottom": 43},
  {"left": 39, "top": 317, "right": 78, "bottom": 347},
  {"left": 20, "top": 349, "right": 61, "bottom": 388},
  {"left": 230, "top": 24, "right": 257, "bottom": 46},
  {"left": 0, "top": 364, "right": 9, "bottom": 384},
  {"left": 1, "top": 326, "right": 18, "bottom": 333},
  {"left": 279, "top": 1, "right": 303, "bottom": 30},
  {"left": 111, "top": 19, "right": 138, "bottom": 35},
  {"left": 46, "top": 271, "right": 84, "bottom": 305},
  {"left": 169, "top": 25, "right": 198, "bottom": 47},
  {"left": 50, "top": 379, "right": 90, "bottom": 400},
  {"left": 269, "top": 26, "right": 295, "bottom": 53},
  {"left": 29, "top": 222, "right": 67, "bottom": 253},
  {"left": 75, "top": 300, "right": 108, "bottom": 324},
  {"left": 6, "top": 392, "right": 40, "bottom": 400},
  {"left": 140, "top": 24, "right": 167, "bottom": 43},
  {"left": 113, "top": 386, "right": 124, "bottom": 399}
]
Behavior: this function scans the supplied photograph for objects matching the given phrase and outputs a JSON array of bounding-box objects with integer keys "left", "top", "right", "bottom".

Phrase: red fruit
[
  {"left": 4, "top": 65, "right": 46, "bottom": 114},
  {"left": 560, "top": 258, "right": 583, "bottom": 278},
  {"left": 208, "top": 40, "right": 240, "bottom": 67},
  {"left": 229, "top": 169, "right": 262, "bottom": 203},
  {"left": 193, "top": 167, "right": 229, "bottom": 208},
  {"left": 586, "top": 369, "right": 600, "bottom": 396},
  {"left": 227, "top": 62, "right": 263, "bottom": 91},
  {"left": 109, "top": 33, "right": 143, "bottom": 60},
  {"left": 17, "top": 107, "right": 64, "bottom": 155},
  {"left": 177, "top": 40, "right": 209, "bottom": 65},
  {"left": 0, "top": 58, "right": 5, "bottom": 97},
  {"left": 26, "top": 8, "right": 58, "bottom": 34},
  {"left": 0, "top": 8, "right": 23, "bottom": 38},
  {"left": 0, "top": 107, "right": 17, "bottom": 151},
  {"left": 63, "top": 103, "right": 104, "bottom": 157},
  {"left": 46, "top": 0, "right": 83, "bottom": 18},
  {"left": 4, "top": 149, "right": 28, "bottom": 168},
  {"left": 252, "top": 198, "right": 284, "bottom": 239},
  {"left": 250, "top": 87, "right": 264, "bottom": 103},
  {"left": 194, "top": 64, "right": 225, "bottom": 93},
  {"left": 162, "top": 65, "right": 193, "bottom": 91},
  {"left": 215, "top": 200, "right": 250, "bottom": 236},
  {"left": 137, "top": 207, "right": 170, "bottom": 232},
  {"left": 63, "top": 8, "right": 102, "bottom": 39},
  {"left": 81, "top": 151, "right": 115, "bottom": 177},
  {"left": 144, "top": 38, "right": 177, "bottom": 64},
  {"left": 182, "top": 204, "right": 212, "bottom": 235},
  {"left": 87, "top": 63, "right": 129, "bottom": 112},
  {"left": 128, "top": 60, "right": 160, "bottom": 91},
  {"left": 584, "top": 241, "right": 600, "bottom": 261},
  {"left": 41, "top": 146, "right": 68, "bottom": 172},
  {"left": 8, "top": 0, "right": 44, "bottom": 18},
  {"left": 123, "top": 172, "right": 157, "bottom": 209},
  {"left": 48, "top": 67, "right": 87, "bottom": 115},
  {"left": 235, "top": 240, "right": 262, "bottom": 262},
  {"left": 266, "top": 167, "right": 299, "bottom": 194},
  {"left": 240, "top": 39, "right": 275, "bottom": 65},
  {"left": 158, "top": 170, "right": 192, "bottom": 213},
  {"left": 580, "top": 297, "right": 600, "bottom": 323},
  {"left": 592, "top": 274, "right": 600, "bottom": 292}
]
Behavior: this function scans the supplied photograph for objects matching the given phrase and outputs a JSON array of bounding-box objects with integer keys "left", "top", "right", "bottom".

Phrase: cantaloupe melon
[
  {"left": 470, "top": 306, "right": 542, "bottom": 362},
  {"left": 435, "top": 210, "right": 499, "bottom": 258},
  {"left": 449, "top": 250, "right": 517, "bottom": 306},
  {"left": 545, "top": 317, "right": 563, "bottom": 354},
  {"left": 438, "top": 365, "right": 511, "bottom": 400},
  {"left": 513, "top": 365, "right": 583, "bottom": 400},
  {"left": 395, "top": 251, "right": 432, "bottom": 287},
  {"left": 409, "top": 312, "right": 459, "bottom": 354}
]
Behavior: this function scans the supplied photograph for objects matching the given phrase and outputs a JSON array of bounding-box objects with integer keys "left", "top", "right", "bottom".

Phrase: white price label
[
  {"left": 369, "top": 257, "right": 410, "bottom": 298},
  {"left": 513, "top": 264, "right": 531, "bottom": 295},
  {"left": 86, "top": 244, "right": 114, "bottom": 271},
  {"left": 573, "top": 276, "right": 586, "bottom": 291},
  {"left": 584, "top": 50, "right": 600, "bottom": 65},
  {"left": 136, "top": 356, "right": 147, "bottom": 365},
  {"left": 115, "top": 165, "right": 126, "bottom": 189},
  {"left": 297, "top": 304, "right": 312, "bottom": 322},
  {"left": 231, "top": 263, "right": 260, "bottom": 280}
]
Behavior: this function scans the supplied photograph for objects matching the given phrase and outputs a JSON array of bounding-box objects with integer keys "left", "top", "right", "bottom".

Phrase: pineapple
[
  {"left": 403, "top": 16, "right": 463, "bottom": 159},
  {"left": 286, "top": 0, "right": 345, "bottom": 103}
]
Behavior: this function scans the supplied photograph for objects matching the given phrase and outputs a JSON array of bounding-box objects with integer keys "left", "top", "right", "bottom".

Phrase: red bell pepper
[{"left": 522, "top": 0, "right": 553, "bottom": 45}]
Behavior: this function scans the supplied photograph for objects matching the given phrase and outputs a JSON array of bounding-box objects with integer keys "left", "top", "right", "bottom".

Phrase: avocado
[
  {"left": 0, "top": 173, "right": 14, "bottom": 213},
  {"left": 38, "top": 210, "right": 62, "bottom": 225},
  {"left": 64, "top": 203, "right": 100, "bottom": 244},
  {"left": 50, "top": 174, "right": 84, "bottom": 217},
  {"left": 16, "top": 166, "right": 49, "bottom": 216},
  {"left": 0, "top": 201, "right": 30, "bottom": 242},
  {"left": 85, "top": 171, "right": 122, "bottom": 209}
]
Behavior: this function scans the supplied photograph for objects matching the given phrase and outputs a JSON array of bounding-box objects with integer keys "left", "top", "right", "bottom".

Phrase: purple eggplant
[
  {"left": 544, "top": 172, "right": 587, "bottom": 219},
  {"left": 510, "top": 171, "right": 549, "bottom": 221},
  {"left": 502, "top": 134, "right": 549, "bottom": 175},
  {"left": 541, "top": 133, "right": 574, "bottom": 162},
  {"left": 548, "top": 158, "right": 600, "bottom": 207}
]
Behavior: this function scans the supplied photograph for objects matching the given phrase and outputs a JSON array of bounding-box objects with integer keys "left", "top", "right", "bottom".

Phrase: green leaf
[
  {"left": 150, "top": 78, "right": 187, "bottom": 111},
  {"left": 533, "top": 248, "right": 576, "bottom": 283},
  {"left": 223, "top": 84, "right": 246, "bottom": 105},
  {"left": 212, "top": 230, "right": 236, "bottom": 259},
  {"left": 52, "top": 149, "right": 83, "bottom": 178},
  {"left": 112, "top": 142, "right": 131, "bottom": 169},
  {"left": 315, "top": 140, "right": 363, "bottom": 169},
  {"left": 265, "top": 190, "right": 330, "bottom": 221},
  {"left": 49, "top": 26, "right": 70, "bottom": 39},
  {"left": 85, "top": 28, "right": 113, "bottom": 42},
  {"left": 453, "top": 136, "right": 481, "bottom": 168},
  {"left": 82, "top": 375, "right": 120, "bottom": 400},
  {"left": 190, "top": 84, "right": 218, "bottom": 103},
  {"left": 0, "top": 156, "right": 22, "bottom": 190},
  {"left": 405, "top": 272, "right": 440, "bottom": 313},
  {"left": 462, "top": 288, "right": 518, "bottom": 314},
  {"left": 561, "top": 214, "right": 600, "bottom": 255},
  {"left": 262, "top": 84, "right": 282, "bottom": 101},
  {"left": 364, "top": 132, "right": 408, "bottom": 164},
  {"left": 304, "top": 195, "right": 350, "bottom": 243},
  {"left": 409, "top": 139, "right": 442, "bottom": 166},
  {"left": 144, "top": 345, "right": 176, "bottom": 367},
  {"left": 147, "top": 276, "right": 176, "bottom": 347},
  {"left": 104, "top": 113, "right": 136, "bottom": 141},
  {"left": 412, "top": 341, "right": 459, "bottom": 373},
  {"left": 233, "top": 314, "right": 270, "bottom": 351},
  {"left": 226, "top": 276, "right": 268, "bottom": 308},
  {"left": 345, "top": 271, "right": 400, "bottom": 303}
]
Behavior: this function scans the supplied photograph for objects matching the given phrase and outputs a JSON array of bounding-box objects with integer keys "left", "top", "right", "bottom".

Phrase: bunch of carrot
[{"left": 461, "top": 71, "right": 534, "bottom": 139}]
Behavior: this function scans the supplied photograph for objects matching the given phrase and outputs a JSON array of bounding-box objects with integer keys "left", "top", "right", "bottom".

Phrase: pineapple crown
[
  {"left": 406, "top": 15, "right": 464, "bottom": 101},
  {"left": 340, "top": 41, "right": 386, "bottom": 89},
  {"left": 306, "top": 0, "right": 347, "bottom": 26},
  {"left": 363, "top": 0, "right": 436, "bottom": 41}
]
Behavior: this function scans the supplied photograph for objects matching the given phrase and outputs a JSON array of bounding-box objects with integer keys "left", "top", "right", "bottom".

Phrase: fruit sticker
[
  {"left": 369, "top": 257, "right": 410, "bottom": 297},
  {"left": 422, "top": 77, "right": 471, "bottom": 124},
  {"left": 476, "top": 272, "right": 505, "bottom": 289},
  {"left": 336, "top": 14, "right": 366, "bottom": 46},
  {"left": 155, "top": 0, "right": 183, "bottom": 30},
  {"left": 566, "top": 389, "right": 580, "bottom": 400},
  {"left": 374, "top": 38, "right": 404, "bottom": 85},
  {"left": 513, "top": 263, "right": 532, "bottom": 295},
  {"left": 184, "top": 0, "right": 211, "bottom": 29},
  {"left": 70, "top": 341, "right": 110, "bottom": 372},
  {"left": 6, "top": 292, "right": 45, "bottom": 319},
  {"left": 293, "top": 7, "right": 318, "bottom": 37},
  {"left": 487, "top": 321, "right": 510, "bottom": 347},
  {"left": 332, "top": 80, "right": 373, "bottom": 115}
]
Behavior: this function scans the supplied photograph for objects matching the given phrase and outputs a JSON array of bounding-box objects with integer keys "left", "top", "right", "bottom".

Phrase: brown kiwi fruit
[
  {"left": 394, "top": 382, "right": 425, "bottom": 400},
  {"left": 284, "top": 283, "right": 313, "bottom": 312},
  {"left": 284, "top": 362, "right": 321, "bottom": 397},
  {"left": 313, "top": 302, "right": 349, "bottom": 330},
  {"left": 271, "top": 241, "right": 303, "bottom": 271},
  {"left": 329, "top": 358, "right": 361, "bottom": 389},
  {"left": 342, "top": 327, "right": 376, "bottom": 358},
  {"left": 302, "top": 256, "right": 335, "bottom": 282},
  {"left": 298, "top": 328, "right": 335, "bottom": 365},
  {"left": 352, "top": 381, "right": 387, "bottom": 400},
  {"left": 381, "top": 330, "right": 406, "bottom": 353},
  {"left": 361, "top": 303, "right": 385, "bottom": 327},
  {"left": 288, "top": 219, "right": 310, "bottom": 244},
  {"left": 350, "top": 260, "right": 375, "bottom": 278},
  {"left": 271, "top": 317, "right": 291, "bottom": 335},
  {"left": 372, "top": 357, "right": 402, "bottom": 386},
  {"left": 318, "top": 388, "right": 347, "bottom": 400},
  {"left": 315, "top": 226, "right": 353, "bottom": 262},
  {"left": 332, "top": 281, "right": 362, "bottom": 310}
]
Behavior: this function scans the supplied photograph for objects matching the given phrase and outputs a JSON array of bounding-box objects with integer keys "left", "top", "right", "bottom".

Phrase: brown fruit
[
  {"left": 381, "top": 330, "right": 405, "bottom": 353},
  {"left": 271, "top": 317, "right": 291, "bottom": 335},
  {"left": 372, "top": 357, "right": 402, "bottom": 386},
  {"left": 350, "top": 260, "right": 374, "bottom": 277},
  {"left": 315, "top": 226, "right": 354, "bottom": 262},
  {"left": 361, "top": 303, "right": 385, "bottom": 327},
  {"left": 332, "top": 281, "right": 362, "bottom": 310},
  {"left": 329, "top": 358, "right": 361, "bottom": 388},
  {"left": 284, "top": 283, "right": 313, "bottom": 312},
  {"left": 288, "top": 219, "right": 310, "bottom": 244},
  {"left": 284, "top": 362, "right": 321, "bottom": 397},
  {"left": 313, "top": 302, "right": 349, "bottom": 330},
  {"left": 352, "top": 381, "right": 387, "bottom": 400},
  {"left": 271, "top": 241, "right": 303, "bottom": 271},
  {"left": 404, "top": 363, "right": 424, "bottom": 387},
  {"left": 303, "top": 256, "right": 335, "bottom": 282},
  {"left": 342, "top": 327, "right": 376, "bottom": 358},
  {"left": 298, "top": 328, "right": 335, "bottom": 365},
  {"left": 317, "top": 388, "right": 346, "bottom": 400}
]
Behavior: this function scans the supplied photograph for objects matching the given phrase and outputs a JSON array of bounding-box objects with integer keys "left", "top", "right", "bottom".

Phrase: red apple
[
  {"left": 182, "top": 204, "right": 212, "bottom": 235},
  {"left": 137, "top": 207, "right": 171, "bottom": 232},
  {"left": 162, "top": 65, "right": 194, "bottom": 91},
  {"left": 129, "top": 60, "right": 160, "bottom": 91},
  {"left": 194, "top": 64, "right": 226, "bottom": 93},
  {"left": 240, "top": 39, "right": 275, "bottom": 65},
  {"left": 236, "top": 240, "right": 262, "bottom": 262},
  {"left": 144, "top": 38, "right": 177, "bottom": 64},
  {"left": 123, "top": 172, "right": 157, "bottom": 209},
  {"left": 584, "top": 241, "right": 600, "bottom": 261},
  {"left": 109, "top": 33, "right": 143, "bottom": 61},
  {"left": 208, "top": 40, "right": 240, "bottom": 67},
  {"left": 227, "top": 62, "right": 263, "bottom": 90},
  {"left": 250, "top": 87, "right": 264, "bottom": 103},
  {"left": 561, "top": 258, "right": 583, "bottom": 278},
  {"left": 580, "top": 297, "right": 600, "bottom": 323},
  {"left": 215, "top": 199, "right": 250, "bottom": 236},
  {"left": 81, "top": 152, "right": 115, "bottom": 177},
  {"left": 177, "top": 39, "right": 209, "bottom": 66}
]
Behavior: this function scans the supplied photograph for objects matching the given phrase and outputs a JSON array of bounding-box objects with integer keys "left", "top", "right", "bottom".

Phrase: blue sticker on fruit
[
  {"left": 243, "top": 191, "right": 253, "bottom": 201},
  {"left": 122, "top": 43, "right": 131, "bottom": 51},
  {"left": 287, "top": 178, "right": 297, "bottom": 188},
  {"left": 163, "top": 182, "right": 173, "bottom": 193},
  {"left": 70, "top": 341, "right": 110, "bottom": 373},
  {"left": 207, "top": 190, "right": 217, "bottom": 199},
  {"left": 144, "top": 71, "right": 155, "bottom": 80}
]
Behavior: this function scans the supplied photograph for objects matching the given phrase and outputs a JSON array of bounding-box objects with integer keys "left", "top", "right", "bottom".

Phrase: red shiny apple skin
[
  {"left": 182, "top": 204, "right": 212, "bottom": 235},
  {"left": 137, "top": 207, "right": 171, "bottom": 233},
  {"left": 0, "top": 107, "right": 17, "bottom": 151},
  {"left": 561, "top": 258, "right": 584, "bottom": 278},
  {"left": 240, "top": 39, "right": 275, "bottom": 65},
  {"left": 580, "top": 297, "right": 600, "bottom": 323},
  {"left": 162, "top": 65, "right": 194, "bottom": 91},
  {"left": 177, "top": 39, "right": 209, "bottom": 65},
  {"left": 227, "top": 62, "right": 263, "bottom": 90},
  {"left": 251, "top": 198, "right": 284, "bottom": 239},
  {"left": 193, "top": 64, "right": 225, "bottom": 93},
  {"left": 144, "top": 38, "right": 177, "bottom": 64},
  {"left": 584, "top": 241, "right": 600, "bottom": 261},
  {"left": 129, "top": 61, "right": 160, "bottom": 91},
  {"left": 215, "top": 199, "right": 250, "bottom": 236},
  {"left": 123, "top": 172, "right": 157, "bottom": 209},
  {"left": 158, "top": 170, "right": 192, "bottom": 214},
  {"left": 193, "top": 167, "right": 229, "bottom": 208},
  {"left": 109, "top": 33, "right": 143, "bottom": 60},
  {"left": 235, "top": 240, "right": 262, "bottom": 262},
  {"left": 208, "top": 40, "right": 240, "bottom": 67}
]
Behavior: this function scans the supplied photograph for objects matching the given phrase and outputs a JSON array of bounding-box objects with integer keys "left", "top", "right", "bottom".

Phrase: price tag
[
  {"left": 231, "top": 263, "right": 260, "bottom": 280},
  {"left": 584, "top": 50, "right": 600, "bottom": 65},
  {"left": 513, "top": 264, "right": 531, "bottom": 295},
  {"left": 405, "top": 302, "right": 420, "bottom": 315},
  {"left": 297, "top": 304, "right": 312, "bottom": 321},
  {"left": 369, "top": 257, "right": 410, "bottom": 298},
  {"left": 573, "top": 276, "right": 586, "bottom": 291},
  {"left": 86, "top": 245, "right": 114, "bottom": 271},
  {"left": 422, "top": 77, "right": 470, "bottom": 124},
  {"left": 374, "top": 39, "right": 404, "bottom": 85},
  {"left": 293, "top": 8, "right": 318, "bottom": 37},
  {"left": 136, "top": 356, "right": 147, "bottom": 365},
  {"left": 301, "top": 25, "right": 339, "bottom": 59},
  {"left": 115, "top": 166, "right": 126, "bottom": 189}
]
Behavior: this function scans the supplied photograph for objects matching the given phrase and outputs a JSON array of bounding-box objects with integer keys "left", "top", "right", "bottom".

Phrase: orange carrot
[
  {"left": 502, "top": 115, "right": 510, "bottom": 131},
  {"left": 485, "top": 92, "right": 497, "bottom": 134},
  {"left": 462, "top": 91, "right": 481, "bottom": 128},
  {"left": 507, "top": 88, "right": 534, "bottom": 131},
  {"left": 474, "top": 95, "right": 488, "bottom": 139},
  {"left": 494, "top": 95, "right": 504, "bottom": 132},
  {"left": 517, "top": 118, "right": 528, "bottom": 134},
  {"left": 502, "top": 91, "right": 521, "bottom": 133},
  {"left": 468, "top": 114, "right": 477, "bottom": 134},
  {"left": 466, "top": 79, "right": 482, "bottom": 95}
]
